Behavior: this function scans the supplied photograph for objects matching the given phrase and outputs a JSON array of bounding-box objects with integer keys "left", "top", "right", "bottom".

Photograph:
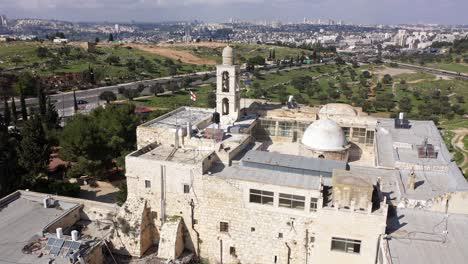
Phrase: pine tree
[
  {"left": 3, "top": 97, "right": 10, "bottom": 126},
  {"left": 17, "top": 114, "right": 50, "bottom": 183},
  {"left": 11, "top": 98, "right": 17, "bottom": 124},
  {"left": 272, "top": 49, "right": 276, "bottom": 60},
  {"left": 20, "top": 88, "right": 28, "bottom": 121}
]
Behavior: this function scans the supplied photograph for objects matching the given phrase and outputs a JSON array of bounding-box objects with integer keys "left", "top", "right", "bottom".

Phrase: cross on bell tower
[{"left": 216, "top": 45, "right": 241, "bottom": 124}]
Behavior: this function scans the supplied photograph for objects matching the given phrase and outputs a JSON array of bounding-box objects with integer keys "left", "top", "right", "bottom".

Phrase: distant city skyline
[{"left": 2, "top": 0, "right": 468, "bottom": 25}]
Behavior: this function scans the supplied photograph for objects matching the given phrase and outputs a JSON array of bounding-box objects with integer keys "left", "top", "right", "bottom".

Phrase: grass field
[
  {"left": 134, "top": 84, "right": 214, "bottom": 109},
  {"left": 426, "top": 62, "right": 468, "bottom": 74},
  {"left": 0, "top": 42, "right": 210, "bottom": 82}
]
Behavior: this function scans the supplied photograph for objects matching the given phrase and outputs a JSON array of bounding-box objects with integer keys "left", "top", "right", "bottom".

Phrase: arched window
[
  {"left": 222, "top": 71, "right": 230, "bottom": 92},
  {"left": 222, "top": 98, "right": 229, "bottom": 115}
]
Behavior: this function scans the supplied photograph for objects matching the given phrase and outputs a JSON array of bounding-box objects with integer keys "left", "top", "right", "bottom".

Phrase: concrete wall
[
  {"left": 44, "top": 204, "right": 82, "bottom": 233},
  {"left": 430, "top": 191, "right": 468, "bottom": 215}
]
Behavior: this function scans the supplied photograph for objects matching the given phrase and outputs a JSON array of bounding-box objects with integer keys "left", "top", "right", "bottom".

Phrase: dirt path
[
  {"left": 451, "top": 128, "right": 468, "bottom": 171},
  {"left": 127, "top": 43, "right": 217, "bottom": 65},
  {"left": 98, "top": 43, "right": 216, "bottom": 65}
]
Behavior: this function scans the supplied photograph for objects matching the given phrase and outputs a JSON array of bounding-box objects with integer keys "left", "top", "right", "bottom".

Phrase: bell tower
[{"left": 216, "top": 45, "right": 240, "bottom": 124}]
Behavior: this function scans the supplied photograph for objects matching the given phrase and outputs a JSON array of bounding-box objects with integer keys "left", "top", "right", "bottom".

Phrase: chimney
[
  {"left": 56, "top": 227, "right": 63, "bottom": 239},
  {"left": 43, "top": 196, "right": 50, "bottom": 208},
  {"left": 71, "top": 230, "right": 79, "bottom": 241},
  {"left": 399, "top": 112, "right": 405, "bottom": 120}
]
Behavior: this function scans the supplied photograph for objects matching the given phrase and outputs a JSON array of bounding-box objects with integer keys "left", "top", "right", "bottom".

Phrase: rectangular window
[
  {"left": 230, "top": 247, "right": 236, "bottom": 256},
  {"left": 310, "top": 198, "right": 318, "bottom": 212},
  {"left": 183, "top": 184, "right": 190, "bottom": 193},
  {"left": 331, "top": 237, "right": 361, "bottom": 254},
  {"left": 249, "top": 189, "right": 274, "bottom": 205},
  {"left": 259, "top": 119, "right": 277, "bottom": 136},
  {"left": 278, "top": 121, "right": 292, "bottom": 137},
  {"left": 145, "top": 180, "right": 151, "bottom": 188},
  {"left": 279, "top": 193, "right": 305, "bottom": 210},
  {"left": 366, "top": 130, "right": 375, "bottom": 145},
  {"left": 220, "top": 222, "right": 229, "bottom": 232},
  {"left": 352, "top": 128, "right": 366, "bottom": 142}
]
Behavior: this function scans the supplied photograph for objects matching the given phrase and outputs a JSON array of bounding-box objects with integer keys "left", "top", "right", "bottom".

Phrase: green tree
[
  {"left": 37, "top": 84, "right": 47, "bottom": 118},
  {"left": 3, "top": 97, "right": 11, "bottom": 126},
  {"left": 150, "top": 83, "right": 165, "bottom": 96},
  {"left": 248, "top": 55, "right": 266, "bottom": 66},
  {"left": 207, "top": 92, "right": 216, "bottom": 108},
  {"left": 99, "top": 91, "right": 117, "bottom": 103},
  {"left": 44, "top": 97, "right": 60, "bottom": 130},
  {"left": 122, "top": 88, "right": 140, "bottom": 101},
  {"left": 0, "top": 115, "right": 20, "bottom": 196},
  {"left": 399, "top": 96, "right": 413, "bottom": 113},
  {"left": 108, "top": 33, "right": 114, "bottom": 42},
  {"left": 60, "top": 115, "right": 111, "bottom": 171},
  {"left": 36, "top": 46, "right": 49, "bottom": 58},
  {"left": 11, "top": 98, "right": 17, "bottom": 124},
  {"left": 17, "top": 114, "right": 51, "bottom": 183},
  {"left": 382, "top": 74, "right": 393, "bottom": 85},
  {"left": 20, "top": 88, "right": 28, "bottom": 121},
  {"left": 15, "top": 72, "right": 37, "bottom": 97},
  {"left": 361, "top": 71, "right": 371, "bottom": 79},
  {"left": 105, "top": 55, "right": 120, "bottom": 65}
]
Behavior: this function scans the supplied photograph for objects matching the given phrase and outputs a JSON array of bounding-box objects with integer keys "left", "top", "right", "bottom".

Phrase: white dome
[
  {"left": 301, "top": 119, "right": 348, "bottom": 151},
  {"left": 222, "top": 45, "right": 234, "bottom": 65},
  {"left": 319, "top": 103, "right": 357, "bottom": 117}
]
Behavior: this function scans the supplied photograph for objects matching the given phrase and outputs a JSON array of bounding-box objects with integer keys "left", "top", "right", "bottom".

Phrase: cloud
[{"left": 2, "top": 0, "right": 467, "bottom": 24}]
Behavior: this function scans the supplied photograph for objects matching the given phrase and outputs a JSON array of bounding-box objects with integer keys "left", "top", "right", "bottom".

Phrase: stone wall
[{"left": 123, "top": 155, "right": 387, "bottom": 263}]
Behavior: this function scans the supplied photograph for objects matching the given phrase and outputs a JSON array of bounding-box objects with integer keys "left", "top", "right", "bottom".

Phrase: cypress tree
[
  {"left": 37, "top": 84, "right": 47, "bottom": 117},
  {"left": 0, "top": 114, "right": 20, "bottom": 196},
  {"left": 45, "top": 97, "right": 60, "bottom": 129},
  {"left": 3, "top": 97, "right": 10, "bottom": 126},
  {"left": 73, "top": 90, "right": 78, "bottom": 113},
  {"left": 20, "top": 88, "right": 28, "bottom": 121},
  {"left": 11, "top": 98, "right": 17, "bottom": 124}
]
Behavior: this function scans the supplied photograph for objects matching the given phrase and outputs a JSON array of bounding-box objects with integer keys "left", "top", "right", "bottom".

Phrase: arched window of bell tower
[
  {"left": 222, "top": 98, "right": 230, "bottom": 115},
  {"left": 222, "top": 71, "right": 230, "bottom": 92}
]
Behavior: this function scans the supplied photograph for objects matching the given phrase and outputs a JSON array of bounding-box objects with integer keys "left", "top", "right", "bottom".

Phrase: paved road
[
  {"left": 385, "top": 61, "right": 468, "bottom": 80},
  {"left": 3, "top": 63, "right": 326, "bottom": 119}
]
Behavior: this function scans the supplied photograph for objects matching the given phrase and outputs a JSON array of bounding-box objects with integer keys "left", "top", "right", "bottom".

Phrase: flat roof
[
  {"left": 375, "top": 118, "right": 468, "bottom": 200},
  {"left": 210, "top": 163, "right": 331, "bottom": 190},
  {"left": 242, "top": 150, "right": 347, "bottom": 177},
  {"left": 136, "top": 144, "right": 212, "bottom": 164},
  {"left": 143, "top": 107, "right": 213, "bottom": 130},
  {"left": 387, "top": 208, "right": 468, "bottom": 264},
  {"left": 210, "top": 150, "right": 348, "bottom": 189},
  {"left": 0, "top": 192, "right": 79, "bottom": 263}
]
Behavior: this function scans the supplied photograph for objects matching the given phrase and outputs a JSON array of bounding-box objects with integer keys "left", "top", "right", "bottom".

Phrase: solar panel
[
  {"left": 47, "top": 238, "right": 57, "bottom": 246},
  {"left": 50, "top": 239, "right": 65, "bottom": 256},
  {"left": 44, "top": 238, "right": 57, "bottom": 252},
  {"left": 67, "top": 241, "right": 81, "bottom": 257},
  {"left": 59, "top": 240, "right": 73, "bottom": 257}
]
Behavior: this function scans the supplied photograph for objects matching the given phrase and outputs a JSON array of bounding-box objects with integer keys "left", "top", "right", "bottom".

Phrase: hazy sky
[{"left": 2, "top": 0, "right": 467, "bottom": 25}]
